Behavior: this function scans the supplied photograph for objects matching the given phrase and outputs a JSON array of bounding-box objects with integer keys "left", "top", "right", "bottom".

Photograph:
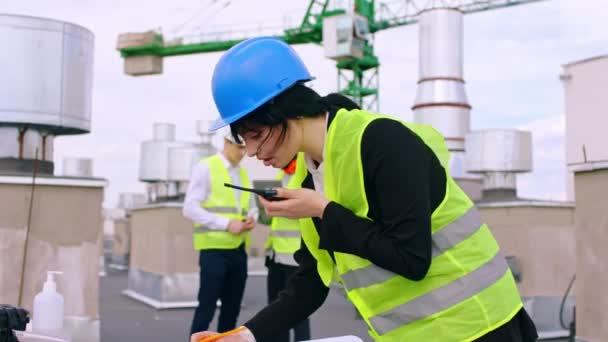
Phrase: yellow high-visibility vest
[
  {"left": 266, "top": 156, "right": 307, "bottom": 266},
  {"left": 193, "top": 154, "right": 252, "bottom": 250},
  {"left": 296, "top": 109, "right": 523, "bottom": 341}
]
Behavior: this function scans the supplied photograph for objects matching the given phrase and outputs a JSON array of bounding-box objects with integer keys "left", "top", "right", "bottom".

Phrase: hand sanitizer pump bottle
[{"left": 32, "top": 271, "right": 64, "bottom": 334}]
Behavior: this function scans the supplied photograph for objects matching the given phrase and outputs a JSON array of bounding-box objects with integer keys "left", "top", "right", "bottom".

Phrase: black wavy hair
[{"left": 229, "top": 82, "right": 360, "bottom": 146}]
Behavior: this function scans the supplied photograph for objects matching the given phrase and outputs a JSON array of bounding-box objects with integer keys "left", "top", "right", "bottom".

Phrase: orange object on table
[{"left": 198, "top": 326, "right": 246, "bottom": 342}]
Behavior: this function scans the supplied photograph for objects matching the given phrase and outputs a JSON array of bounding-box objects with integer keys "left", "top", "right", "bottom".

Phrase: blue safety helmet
[{"left": 209, "top": 36, "right": 314, "bottom": 131}]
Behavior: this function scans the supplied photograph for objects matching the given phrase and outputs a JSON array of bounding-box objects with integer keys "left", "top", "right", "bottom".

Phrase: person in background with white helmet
[
  {"left": 183, "top": 130, "right": 258, "bottom": 337},
  {"left": 191, "top": 37, "right": 537, "bottom": 342}
]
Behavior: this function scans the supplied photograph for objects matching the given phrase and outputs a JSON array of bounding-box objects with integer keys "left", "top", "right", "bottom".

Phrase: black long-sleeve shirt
[{"left": 245, "top": 110, "right": 537, "bottom": 342}]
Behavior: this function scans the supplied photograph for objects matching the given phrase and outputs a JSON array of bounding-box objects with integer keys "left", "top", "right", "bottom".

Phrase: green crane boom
[{"left": 117, "top": 0, "right": 546, "bottom": 110}]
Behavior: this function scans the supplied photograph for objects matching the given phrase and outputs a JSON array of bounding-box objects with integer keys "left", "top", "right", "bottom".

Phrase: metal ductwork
[{"left": 0, "top": 14, "right": 94, "bottom": 175}]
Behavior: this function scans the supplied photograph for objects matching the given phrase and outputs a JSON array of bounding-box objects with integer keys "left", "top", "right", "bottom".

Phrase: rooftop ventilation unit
[
  {"left": 0, "top": 14, "right": 94, "bottom": 175},
  {"left": 139, "top": 122, "right": 216, "bottom": 203},
  {"left": 465, "top": 129, "right": 532, "bottom": 201}
]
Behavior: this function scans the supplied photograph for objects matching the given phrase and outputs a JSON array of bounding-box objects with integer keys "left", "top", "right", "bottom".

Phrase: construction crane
[{"left": 116, "top": 0, "right": 545, "bottom": 110}]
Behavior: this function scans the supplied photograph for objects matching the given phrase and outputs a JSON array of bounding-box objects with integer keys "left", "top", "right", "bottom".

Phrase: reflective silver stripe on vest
[
  {"left": 194, "top": 226, "right": 216, "bottom": 233},
  {"left": 369, "top": 252, "right": 509, "bottom": 335},
  {"left": 340, "top": 207, "right": 484, "bottom": 290},
  {"left": 193, "top": 207, "right": 246, "bottom": 233},
  {"left": 431, "top": 207, "right": 483, "bottom": 258},
  {"left": 205, "top": 207, "right": 241, "bottom": 214},
  {"left": 270, "top": 230, "right": 302, "bottom": 238},
  {"left": 274, "top": 252, "right": 298, "bottom": 267},
  {"left": 341, "top": 263, "right": 394, "bottom": 291}
]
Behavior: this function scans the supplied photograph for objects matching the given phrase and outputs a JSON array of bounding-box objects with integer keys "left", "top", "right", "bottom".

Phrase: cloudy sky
[{"left": 3, "top": 0, "right": 607, "bottom": 207}]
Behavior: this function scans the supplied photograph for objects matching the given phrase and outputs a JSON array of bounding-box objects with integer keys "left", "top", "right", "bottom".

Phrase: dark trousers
[
  {"left": 266, "top": 258, "right": 311, "bottom": 342},
  {"left": 190, "top": 246, "right": 248, "bottom": 335}
]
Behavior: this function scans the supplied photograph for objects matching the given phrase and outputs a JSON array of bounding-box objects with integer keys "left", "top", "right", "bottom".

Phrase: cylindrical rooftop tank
[
  {"left": 62, "top": 157, "right": 93, "bottom": 177},
  {"left": 153, "top": 123, "right": 176, "bottom": 141},
  {"left": 168, "top": 146, "right": 204, "bottom": 182},
  {"left": 139, "top": 122, "right": 194, "bottom": 181},
  {"left": 0, "top": 14, "right": 94, "bottom": 134},
  {"left": 465, "top": 130, "right": 533, "bottom": 173},
  {"left": 0, "top": 14, "right": 93, "bottom": 174},
  {"left": 465, "top": 129, "right": 532, "bottom": 193},
  {"left": 139, "top": 140, "right": 194, "bottom": 181},
  {"left": 118, "top": 192, "right": 147, "bottom": 210}
]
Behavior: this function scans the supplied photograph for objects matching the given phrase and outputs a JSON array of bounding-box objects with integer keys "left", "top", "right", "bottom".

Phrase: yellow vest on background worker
[
  {"left": 266, "top": 157, "right": 307, "bottom": 266},
  {"left": 296, "top": 109, "right": 523, "bottom": 342},
  {"left": 193, "top": 154, "right": 252, "bottom": 250}
]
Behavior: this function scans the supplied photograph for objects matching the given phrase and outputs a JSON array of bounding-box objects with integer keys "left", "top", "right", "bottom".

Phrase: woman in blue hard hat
[{"left": 191, "top": 37, "right": 537, "bottom": 342}]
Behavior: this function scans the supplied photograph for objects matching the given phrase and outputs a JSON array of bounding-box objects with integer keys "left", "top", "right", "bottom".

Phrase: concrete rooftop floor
[{"left": 100, "top": 267, "right": 371, "bottom": 342}]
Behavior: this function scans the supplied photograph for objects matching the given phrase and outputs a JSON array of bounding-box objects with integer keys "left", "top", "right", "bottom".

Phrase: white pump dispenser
[{"left": 32, "top": 271, "right": 64, "bottom": 334}]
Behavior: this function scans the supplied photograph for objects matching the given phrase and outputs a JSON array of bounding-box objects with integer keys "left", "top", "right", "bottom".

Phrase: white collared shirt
[
  {"left": 182, "top": 152, "right": 258, "bottom": 230},
  {"left": 304, "top": 153, "right": 325, "bottom": 195},
  {"left": 303, "top": 112, "right": 329, "bottom": 195}
]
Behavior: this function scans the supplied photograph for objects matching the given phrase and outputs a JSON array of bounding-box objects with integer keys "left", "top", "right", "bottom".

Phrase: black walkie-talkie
[{"left": 224, "top": 183, "right": 284, "bottom": 201}]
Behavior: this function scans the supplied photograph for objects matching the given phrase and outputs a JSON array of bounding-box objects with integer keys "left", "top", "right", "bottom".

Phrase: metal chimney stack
[{"left": 413, "top": 8, "right": 471, "bottom": 178}]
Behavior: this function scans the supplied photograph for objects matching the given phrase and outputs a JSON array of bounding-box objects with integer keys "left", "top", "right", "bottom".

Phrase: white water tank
[
  {"left": 0, "top": 14, "right": 93, "bottom": 167},
  {"left": 62, "top": 158, "right": 93, "bottom": 178},
  {"left": 0, "top": 14, "right": 93, "bottom": 133},
  {"left": 168, "top": 146, "right": 203, "bottom": 182}
]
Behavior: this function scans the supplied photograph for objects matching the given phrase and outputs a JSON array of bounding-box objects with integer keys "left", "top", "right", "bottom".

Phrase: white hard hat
[{"left": 222, "top": 128, "right": 244, "bottom": 146}]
